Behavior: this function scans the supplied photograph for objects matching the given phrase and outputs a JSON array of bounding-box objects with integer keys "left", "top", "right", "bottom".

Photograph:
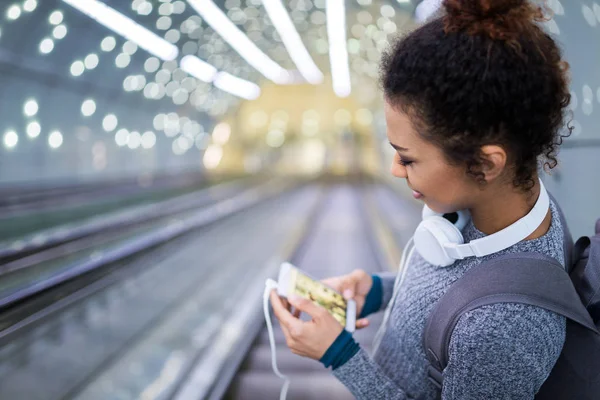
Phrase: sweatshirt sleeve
[
  {"left": 442, "top": 303, "right": 566, "bottom": 399},
  {"left": 374, "top": 271, "right": 397, "bottom": 312}
]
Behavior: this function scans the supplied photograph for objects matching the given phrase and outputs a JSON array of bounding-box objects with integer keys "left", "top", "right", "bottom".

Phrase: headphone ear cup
[
  {"left": 454, "top": 209, "right": 470, "bottom": 231},
  {"left": 421, "top": 204, "right": 440, "bottom": 220},
  {"left": 414, "top": 216, "right": 465, "bottom": 267},
  {"left": 421, "top": 205, "right": 471, "bottom": 231}
]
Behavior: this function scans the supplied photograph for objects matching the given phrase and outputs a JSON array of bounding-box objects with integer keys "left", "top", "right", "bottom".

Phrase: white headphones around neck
[{"left": 414, "top": 178, "right": 550, "bottom": 267}]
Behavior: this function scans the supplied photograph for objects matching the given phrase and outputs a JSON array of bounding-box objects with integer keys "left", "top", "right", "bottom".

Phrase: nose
[{"left": 391, "top": 165, "right": 407, "bottom": 179}]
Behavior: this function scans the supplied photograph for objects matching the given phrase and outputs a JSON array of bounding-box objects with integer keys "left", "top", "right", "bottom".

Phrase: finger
[
  {"left": 278, "top": 318, "right": 293, "bottom": 341},
  {"left": 288, "top": 295, "right": 327, "bottom": 320},
  {"left": 350, "top": 269, "right": 367, "bottom": 281},
  {"left": 356, "top": 318, "right": 370, "bottom": 329},
  {"left": 321, "top": 277, "right": 342, "bottom": 291},
  {"left": 341, "top": 275, "right": 358, "bottom": 300},
  {"left": 278, "top": 310, "right": 304, "bottom": 344},
  {"left": 270, "top": 290, "right": 303, "bottom": 330},
  {"left": 277, "top": 317, "right": 298, "bottom": 351},
  {"left": 281, "top": 298, "right": 292, "bottom": 312},
  {"left": 351, "top": 269, "right": 372, "bottom": 294}
]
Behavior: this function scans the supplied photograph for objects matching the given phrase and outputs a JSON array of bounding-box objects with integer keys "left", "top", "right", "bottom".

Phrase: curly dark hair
[{"left": 380, "top": 0, "right": 572, "bottom": 191}]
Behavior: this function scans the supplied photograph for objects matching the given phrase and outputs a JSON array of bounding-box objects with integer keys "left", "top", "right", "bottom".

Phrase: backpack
[{"left": 423, "top": 205, "right": 600, "bottom": 399}]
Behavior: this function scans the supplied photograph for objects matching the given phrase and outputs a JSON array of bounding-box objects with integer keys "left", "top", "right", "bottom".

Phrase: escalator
[{"left": 0, "top": 183, "right": 322, "bottom": 400}]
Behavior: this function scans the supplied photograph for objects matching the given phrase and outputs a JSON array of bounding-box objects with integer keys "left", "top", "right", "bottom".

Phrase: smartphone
[{"left": 277, "top": 262, "right": 356, "bottom": 333}]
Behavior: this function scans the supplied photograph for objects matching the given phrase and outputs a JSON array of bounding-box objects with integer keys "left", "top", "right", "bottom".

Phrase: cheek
[{"left": 418, "top": 167, "right": 471, "bottom": 210}]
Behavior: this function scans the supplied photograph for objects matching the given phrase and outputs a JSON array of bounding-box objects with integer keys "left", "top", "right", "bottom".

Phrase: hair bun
[{"left": 442, "top": 0, "right": 547, "bottom": 42}]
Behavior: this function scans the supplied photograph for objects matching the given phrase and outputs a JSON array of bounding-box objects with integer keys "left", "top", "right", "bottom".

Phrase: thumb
[
  {"left": 341, "top": 276, "right": 359, "bottom": 300},
  {"left": 343, "top": 288, "right": 354, "bottom": 300},
  {"left": 288, "top": 295, "right": 326, "bottom": 319}
]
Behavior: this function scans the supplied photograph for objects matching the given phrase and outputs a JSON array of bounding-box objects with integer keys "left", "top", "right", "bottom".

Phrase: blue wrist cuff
[
  {"left": 320, "top": 329, "right": 360, "bottom": 370},
  {"left": 359, "top": 274, "right": 382, "bottom": 318}
]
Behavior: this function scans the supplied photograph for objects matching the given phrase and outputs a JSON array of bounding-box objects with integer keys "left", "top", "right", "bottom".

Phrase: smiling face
[{"left": 384, "top": 101, "right": 483, "bottom": 214}]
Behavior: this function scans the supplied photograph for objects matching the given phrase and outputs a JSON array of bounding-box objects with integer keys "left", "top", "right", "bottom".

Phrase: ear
[{"left": 479, "top": 145, "right": 507, "bottom": 182}]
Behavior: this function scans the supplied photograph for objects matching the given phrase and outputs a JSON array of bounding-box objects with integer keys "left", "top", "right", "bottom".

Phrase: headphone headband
[{"left": 444, "top": 178, "right": 550, "bottom": 260}]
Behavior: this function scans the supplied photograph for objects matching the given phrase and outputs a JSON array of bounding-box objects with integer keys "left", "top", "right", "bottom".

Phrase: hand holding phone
[
  {"left": 321, "top": 269, "right": 373, "bottom": 329},
  {"left": 277, "top": 262, "right": 357, "bottom": 332}
]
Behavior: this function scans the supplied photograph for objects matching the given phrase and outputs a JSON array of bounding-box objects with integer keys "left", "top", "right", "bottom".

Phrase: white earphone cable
[
  {"left": 265, "top": 236, "right": 417, "bottom": 396},
  {"left": 264, "top": 279, "right": 290, "bottom": 400},
  {"left": 373, "top": 236, "right": 416, "bottom": 353},
  {"left": 395, "top": 236, "right": 416, "bottom": 294}
]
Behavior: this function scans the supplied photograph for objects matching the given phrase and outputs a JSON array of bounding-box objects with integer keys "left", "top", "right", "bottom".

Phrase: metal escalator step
[
  {"left": 227, "top": 371, "right": 355, "bottom": 400},
  {"left": 240, "top": 344, "right": 324, "bottom": 372}
]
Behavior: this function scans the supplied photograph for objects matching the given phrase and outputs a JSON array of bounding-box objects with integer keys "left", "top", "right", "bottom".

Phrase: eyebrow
[{"left": 389, "top": 142, "right": 409, "bottom": 152}]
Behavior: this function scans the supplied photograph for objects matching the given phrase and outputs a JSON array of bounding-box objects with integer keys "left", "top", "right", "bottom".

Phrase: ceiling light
[
  {"left": 24, "top": 99, "right": 38, "bottom": 116},
  {"left": 49, "top": 10, "right": 64, "bottom": 25},
  {"left": 39, "top": 38, "right": 54, "bottom": 54},
  {"left": 327, "top": 0, "right": 351, "bottom": 97},
  {"left": 7, "top": 5, "right": 21, "bottom": 20},
  {"left": 70, "top": 60, "right": 85, "bottom": 76},
  {"left": 101, "top": 36, "right": 116, "bottom": 52},
  {"left": 203, "top": 144, "right": 223, "bottom": 169},
  {"left": 102, "top": 114, "right": 118, "bottom": 132},
  {"left": 27, "top": 122, "right": 41, "bottom": 138},
  {"left": 62, "top": 0, "right": 179, "bottom": 61},
  {"left": 115, "top": 129, "right": 129, "bottom": 146},
  {"left": 3, "top": 130, "right": 18, "bottom": 149},
  {"left": 84, "top": 53, "right": 99, "bottom": 69},
  {"left": 81, "top": 99, "right": 96, "bottom": 116},
  {"left": 212, "top": 122, "right": 231, "bottom": 145},
  {"left": 48, "top": 131, "right": 63, "bottom": 149},
  {"left": 213, "top": 72, "right": 261, "bottom": 100},
  {"left": 23, "top": 0, "right": 37, "bottom": 12},
  {"left": 185, "top": 0, "right": 292, "bottom": 84},
  {"left": 53, "top": 24, "right": 68, "bottom": 39},
  {"left": 262, "top": 0, "right": 323, "bottom": 84},
  {"left": 141, "top": 131, "right": 156, "bottom": 149},
  {"left": 180, "top": 55, "right": 217, "bottom": 82}
]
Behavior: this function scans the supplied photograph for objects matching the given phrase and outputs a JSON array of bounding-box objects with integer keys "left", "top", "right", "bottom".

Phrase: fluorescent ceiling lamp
[
  {"left": 326, "top": 0, "right": 351, "bottom": 97},
  {"left": 61, "top": 0, "right": 178, "bottom": 61},
  {"left": 213, "top": 72, "right": 261, "bottom": 100},
  {"left": 179, "top": 56, "right": 260, "bottom": 99},
  {"left": 186, "top": 0, "right": 293, "bottom": 84},
  {"left": 180, "top": 55, "right": 218, "bottom": 82},
  {"left": 262, "top": 0, "right": 323, "bottom": 84},
  {"left": 415, "top": 0, "right": 442, "bottom": 23}
]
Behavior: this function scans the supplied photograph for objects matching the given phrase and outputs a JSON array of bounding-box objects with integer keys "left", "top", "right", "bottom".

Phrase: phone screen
[{"left": 287, "top": 267, "right": 348, "bottom": 327}]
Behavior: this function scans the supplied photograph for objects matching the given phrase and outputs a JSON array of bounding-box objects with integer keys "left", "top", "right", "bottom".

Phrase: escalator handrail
[
  {"left": 0, "top": 178, "right": 252, "bottom": 261},
  {"left": 0, "top": 180, "right": 291, "bottom": 310}
]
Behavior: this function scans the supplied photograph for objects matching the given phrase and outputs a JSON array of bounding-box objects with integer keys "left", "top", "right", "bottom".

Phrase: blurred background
[{"left": 0, "top": 0, "right": 597, "bottom": 399}]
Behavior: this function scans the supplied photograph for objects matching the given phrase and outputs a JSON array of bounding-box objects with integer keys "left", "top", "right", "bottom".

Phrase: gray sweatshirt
[{"left": 333, "top": 200, "right": 566, "bottom": 399}]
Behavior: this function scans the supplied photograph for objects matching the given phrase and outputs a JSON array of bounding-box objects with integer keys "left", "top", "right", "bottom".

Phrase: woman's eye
[{"left": 398, "top": 158, "right": 413, "bottom": 167}]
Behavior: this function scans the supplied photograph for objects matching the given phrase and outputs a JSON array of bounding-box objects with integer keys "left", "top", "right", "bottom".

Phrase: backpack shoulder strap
[
  {"left": 548, "top": 193, "right": 574, "bottom": 269},
  {"left": 423, "top": 252, "right": 598, "bottom": 389}
]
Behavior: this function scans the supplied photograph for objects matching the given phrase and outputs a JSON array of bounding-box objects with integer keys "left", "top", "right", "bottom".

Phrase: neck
[{"left": 469, "top": 178, "right": 551, "bottom": 240}]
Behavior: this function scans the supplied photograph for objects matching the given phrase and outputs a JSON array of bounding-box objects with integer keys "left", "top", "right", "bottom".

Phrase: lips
[{"left": 412, "top": 190, "right": 423, "bottom": 199}]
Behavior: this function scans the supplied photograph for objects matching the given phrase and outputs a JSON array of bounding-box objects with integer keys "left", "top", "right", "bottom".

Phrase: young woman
[{"left": 270, "top": 0, "right": 572, "bottom": 398}]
